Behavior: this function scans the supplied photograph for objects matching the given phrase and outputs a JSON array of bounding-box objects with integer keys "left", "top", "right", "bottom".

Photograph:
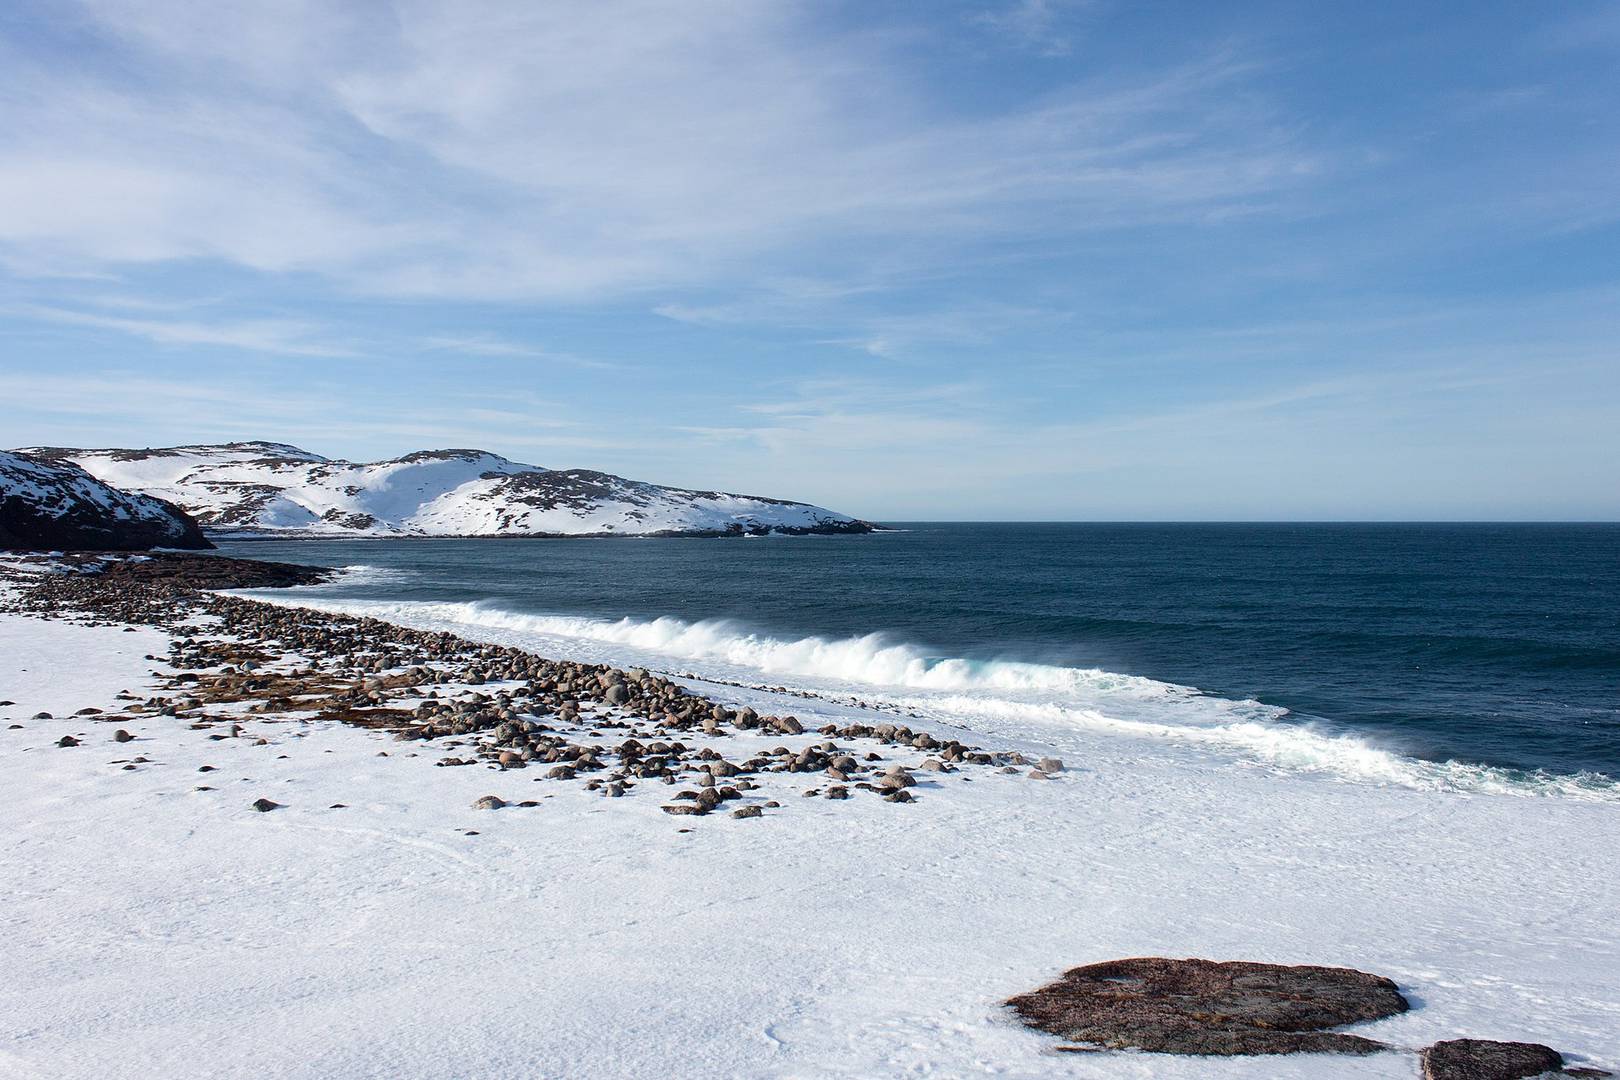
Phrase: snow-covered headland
[
  {"left": 17, "top": 442, "right": 874, "bottom": 539},
  {"left": 1, "top": 554, "right": 1617, "bottom": 1080}
]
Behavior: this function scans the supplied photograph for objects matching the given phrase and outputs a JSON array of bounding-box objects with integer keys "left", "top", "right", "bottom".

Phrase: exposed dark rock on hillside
[{"left": 0, "top": 451, "right": 211, "bottom": 551}]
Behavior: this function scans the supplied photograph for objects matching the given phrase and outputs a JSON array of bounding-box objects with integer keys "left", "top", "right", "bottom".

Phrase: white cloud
[
  {"left": 972, "top": 0, "right": 1090, "bottom": 57},
  {"left": 10, "top": 304, "right": 360, "bottom": 357},
  {"left": 0, "top": 369, "right": 659, "bottom": 459},
  {"left": 419, "top": 335, "right": 618, "bottom": 369},
  {"left": 656, "top": 354, "right": 1620, "bottom": 519},
  {"left": 0, "top": 2, "right": 1317, "bottom": 301}
]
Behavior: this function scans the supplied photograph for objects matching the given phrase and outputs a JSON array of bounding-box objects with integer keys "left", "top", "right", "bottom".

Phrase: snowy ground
[{"left": 2, "top": 607, "right": 1617, "bottom": 1080}]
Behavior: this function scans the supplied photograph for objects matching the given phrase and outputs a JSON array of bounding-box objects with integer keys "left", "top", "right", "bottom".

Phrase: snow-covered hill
[
  {"left": 0, "top": 450, "right": 211, "bottom": 551},
  {"left": 18, "top": 442, "right": 874, "bottom": 539}
]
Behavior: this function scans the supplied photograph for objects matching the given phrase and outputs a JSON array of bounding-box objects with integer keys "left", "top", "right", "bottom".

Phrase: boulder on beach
[{"left": 1006, "top": 957, "right": 1407, "bottom": 1056}]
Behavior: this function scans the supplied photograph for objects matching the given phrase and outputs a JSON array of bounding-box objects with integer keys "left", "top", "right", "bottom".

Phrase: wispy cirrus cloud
[
  {"left": 9, "top": 303, "right": 361, "bottom": 357},
  {"left": 971, "top": 0, "right": 1093, "bottom": 57},
  {"left": 0, "top": 369, "right": 657, "bottom": 457},
  {"left": 0, "top": 2, "right": 1316, "bottom": 303},
  {"left": 657, "top": 292, "right": 1069, "bottom": 358},
  {"left": 419, "top": 335, "right": 619, "bottom": 369}
]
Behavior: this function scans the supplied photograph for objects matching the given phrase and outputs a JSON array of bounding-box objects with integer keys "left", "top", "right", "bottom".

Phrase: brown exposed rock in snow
[{"left": 1007, "top": 957, "right": 1407, "bottom": 1056}]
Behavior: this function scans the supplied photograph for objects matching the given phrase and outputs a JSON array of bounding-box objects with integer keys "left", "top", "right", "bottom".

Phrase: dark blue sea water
[{"left": 219, "top": 523, "right": 1620, "bottom": 782}]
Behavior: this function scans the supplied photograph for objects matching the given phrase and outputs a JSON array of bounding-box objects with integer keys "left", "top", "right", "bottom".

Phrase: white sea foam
[
  {"left": 327, "top": 564, "right": 419, "bottom": 587},
  {"left": 236, "top": 595, "right": 1620, "bottom": 801},
  {"left": 335, "top": 603, "right": 1211, "bottom": 698}
]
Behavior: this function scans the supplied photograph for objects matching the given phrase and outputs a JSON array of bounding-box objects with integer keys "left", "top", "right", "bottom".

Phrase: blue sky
[{"left": 2, "top": 1, "right": 1617, "bottom": 520}]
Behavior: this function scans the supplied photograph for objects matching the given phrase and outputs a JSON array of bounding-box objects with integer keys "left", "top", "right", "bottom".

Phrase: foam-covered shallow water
[{"left": 220, "top": 523, "right": 1620, "bottom": 797}]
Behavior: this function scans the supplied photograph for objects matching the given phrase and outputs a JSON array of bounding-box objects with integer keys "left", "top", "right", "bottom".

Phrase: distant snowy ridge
[
  {"left": 0, "top": 450, "right": 211, "bottom": 551},
  {"left": 17, "top": 441, "right": 875, "bottom": 539}
]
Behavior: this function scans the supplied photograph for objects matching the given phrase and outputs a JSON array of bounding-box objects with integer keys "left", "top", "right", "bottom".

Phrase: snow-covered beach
[
  {"left": 7, "top": 0, "right": 1619, "bottom": 1074},
  {"left": 2, "top": 557, "right": 1617, "bottom": 1080}
]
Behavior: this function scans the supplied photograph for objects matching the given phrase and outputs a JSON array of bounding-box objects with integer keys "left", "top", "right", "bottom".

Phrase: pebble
[
  {"left": 56, "top": 735, "right": 79, "bottom": 747},
  {"left": 731, "top": 805, "right": 763, "bottom": 819},
  {"left": 251, "top": 798, "right": 280, "bottom": 812},
  {"left": 472, "top": 795, "right": 506, "bottom": 810},
  {"left": 113, "top": 729, "right": 135, "bottom": 743}
]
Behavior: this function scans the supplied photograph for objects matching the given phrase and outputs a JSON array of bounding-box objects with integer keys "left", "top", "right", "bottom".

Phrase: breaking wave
[
  {"left": 326, "top": 564, "right": 421, "bottom": 587},
  {"left": 236, "top": 593, "right": 1620, "bottom": 801}
]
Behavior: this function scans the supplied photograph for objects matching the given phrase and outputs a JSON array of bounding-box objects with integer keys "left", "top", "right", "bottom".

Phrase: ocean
[{"left": 220, "top": 522, "right": 1620, "bottom": 794}]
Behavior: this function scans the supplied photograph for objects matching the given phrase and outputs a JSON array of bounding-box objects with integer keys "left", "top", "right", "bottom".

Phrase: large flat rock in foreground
[{"left": 1007, "top": 957, "right": 1408, "bottom": 1055}]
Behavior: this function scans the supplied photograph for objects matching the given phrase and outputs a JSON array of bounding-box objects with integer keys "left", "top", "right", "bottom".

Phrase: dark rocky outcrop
[
  {"left": 80, "top": 552, "right": 329, "bottom": 589},
  {"left": 0, "top": 451, "right": 210, "bottom": 551},
  {"left": 1007, "top": 957, "right": 1408, "bottom": 1056}
]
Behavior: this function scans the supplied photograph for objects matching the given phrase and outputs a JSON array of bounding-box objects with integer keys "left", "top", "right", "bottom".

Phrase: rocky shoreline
[{"left": 0, "top": 552, "right": 1055, "bottom": 821}]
